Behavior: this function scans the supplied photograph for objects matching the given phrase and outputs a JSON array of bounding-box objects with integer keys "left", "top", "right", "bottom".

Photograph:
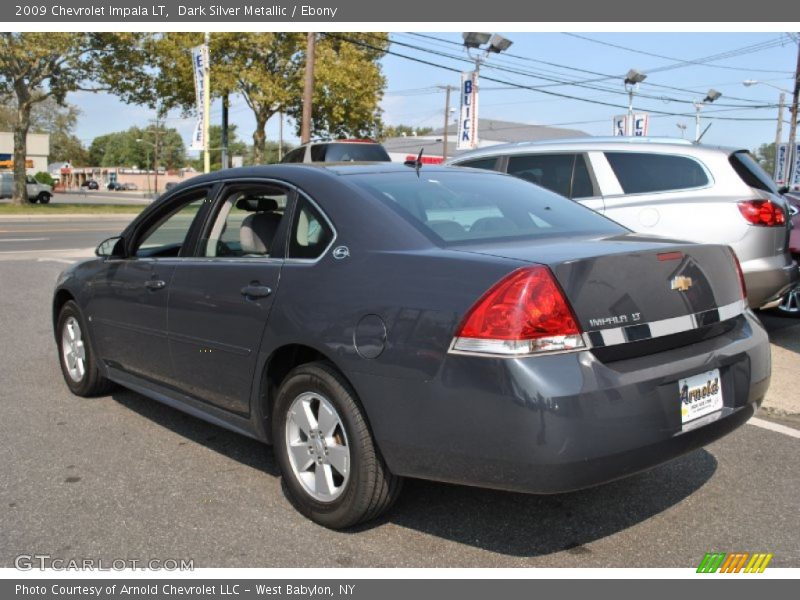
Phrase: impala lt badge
[{"left": 671, "top": 275, "right": 693, "bottom": 292}]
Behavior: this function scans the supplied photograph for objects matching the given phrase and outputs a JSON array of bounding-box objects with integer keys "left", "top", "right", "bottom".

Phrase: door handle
[
  {"left": 241, "top": 284, "right": 272, "bottom": 299},
  {"left": 145, "top": 279, "right": 166, "bottom": 291}
]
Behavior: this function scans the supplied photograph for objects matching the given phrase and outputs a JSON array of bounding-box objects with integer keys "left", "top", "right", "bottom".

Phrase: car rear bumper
[
  {"left": 355, "top": 310, "right": 770, "bottom": 494},
  {"left": 741, "top": 253, "right": 798, "bottom": 308}
]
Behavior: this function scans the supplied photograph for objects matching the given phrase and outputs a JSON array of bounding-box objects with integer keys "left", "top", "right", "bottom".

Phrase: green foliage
[
  {"left": 189, "top": 124, "right": 249, "bottom": 171},
  {"left": 142, "top": 32, "right": 388, "bottom": 164},
  {"left": 88, "top": 126, "right": 186, "bottom": 170},
  {"left": 0, "top": 33, "right": 149, "bottom": 203},
  {"left": 753, "top": 142, "right": 776, "bottom": 177},
  {"left": 33, "top": 171, "right": 54, "bottom": 186},
  {"left": 379, "top": 124, "right": 434, "bottom": 140}
]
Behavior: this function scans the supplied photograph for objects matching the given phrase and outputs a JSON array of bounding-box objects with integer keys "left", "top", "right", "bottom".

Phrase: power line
[
  {"left": 399, "top": 32, "right": 776, "bottom": 105},
  {"left": 329, "top": 33, "right": 780, "bottom": 122},
  {"left": 563, "top": 33, "right": 793, "bottom": 74}
]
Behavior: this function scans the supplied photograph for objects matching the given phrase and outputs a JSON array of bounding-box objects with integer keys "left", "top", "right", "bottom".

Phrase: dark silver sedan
[{"left": 53, "top": 164, "right": 770, "bottom": 528}]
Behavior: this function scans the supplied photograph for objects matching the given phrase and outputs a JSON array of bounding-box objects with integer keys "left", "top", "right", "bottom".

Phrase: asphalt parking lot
[{"left": 1, "top": 217, "right": 799, "bottom": 568}]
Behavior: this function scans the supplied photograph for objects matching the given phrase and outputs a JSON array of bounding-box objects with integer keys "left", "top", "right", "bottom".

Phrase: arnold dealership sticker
[{"left": 679, "top": 369, "right": 723, "bottom": 425}]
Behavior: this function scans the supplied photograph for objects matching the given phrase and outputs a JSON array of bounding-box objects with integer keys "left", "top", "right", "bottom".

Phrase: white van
[{"left": 0, "top": 172, "right": 53, "bottom": 203}]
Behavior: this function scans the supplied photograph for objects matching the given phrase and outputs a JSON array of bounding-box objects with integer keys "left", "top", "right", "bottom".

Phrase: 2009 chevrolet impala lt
[{"left": 52, "top": 164, "right": 770, "bottom": 528}]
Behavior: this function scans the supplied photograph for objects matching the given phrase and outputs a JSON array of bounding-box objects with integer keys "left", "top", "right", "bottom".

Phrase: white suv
[{"left": 448, "top": 137, "right": 797, "bottom": 310}]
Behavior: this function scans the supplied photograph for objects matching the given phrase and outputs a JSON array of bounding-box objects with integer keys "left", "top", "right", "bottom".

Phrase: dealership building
[{"left": 0, "top": 132, "right": 50, "bottom": 173}]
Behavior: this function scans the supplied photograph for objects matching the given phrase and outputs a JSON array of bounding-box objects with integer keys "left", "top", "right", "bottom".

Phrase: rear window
[
  {"left": 605, "top": 152, "right": 709, "bottom": 194},
  {"left": 348, "top": 170, "right": 625, "bottom": 243},
  {"left": 729, "top": 151, "right": 778, "bottom": 194},
  {"left": 457, "top": 157, "right": 501, "bottom": 171},
  {"left": 506, "top": 153, "right": 597, "bottom": 199},
  {"left": 321, "top": 143, "right": 390, "bottom": 162}
]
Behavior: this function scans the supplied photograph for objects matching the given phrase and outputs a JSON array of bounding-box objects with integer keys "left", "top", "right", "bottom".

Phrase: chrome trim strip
[{"left": 586, "top": 299, "right": 746, "bottom": 348}]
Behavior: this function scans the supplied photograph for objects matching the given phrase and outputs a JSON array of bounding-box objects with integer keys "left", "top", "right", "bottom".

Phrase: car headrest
[
  {"left": 236, "top": 197, "right": 279, "bottom": 212},
  {"left": 240, "top": 212, "right": 282, "bottom": 255}
]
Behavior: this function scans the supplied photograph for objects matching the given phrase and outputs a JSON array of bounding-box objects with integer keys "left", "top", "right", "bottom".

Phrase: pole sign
[
  {"left": 774, "top": 143, "right": 789, "bottom": 184},
  {"left": 632, "top": 113, "right": 649, "bottom": 136},
  {"left": 613, "top": 115, "right": 628, "bottom": 136},
  {"left": 613, "top": 113, "right": 649, "bottom": 136},
  {"left": 790, "top": 143, "right": 800, "bottom": 190},
  {"left": 457, "top": 71, "right": 479, "bottom": 151},
  {"left": 190, "top": 44, "right": 209, "bottom": 151}
]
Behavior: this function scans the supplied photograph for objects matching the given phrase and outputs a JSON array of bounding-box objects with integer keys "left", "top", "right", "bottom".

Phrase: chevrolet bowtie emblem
[{"left": 671, "top": 276, "right": 693, "bottom": 292}]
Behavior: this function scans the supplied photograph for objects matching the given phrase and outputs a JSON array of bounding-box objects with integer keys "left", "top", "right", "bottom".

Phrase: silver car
[{"left": 448, "top": 137, "right": 797, "bottom": 309}]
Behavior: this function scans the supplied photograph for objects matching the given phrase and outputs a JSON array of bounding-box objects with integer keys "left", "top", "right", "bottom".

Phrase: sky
[{"left": 68, "top": 32, "right": 799, "bottom": 157}]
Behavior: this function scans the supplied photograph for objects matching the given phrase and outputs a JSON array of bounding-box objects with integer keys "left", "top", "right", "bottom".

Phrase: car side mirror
[{"left": 95, "top": 236, "right": 125, "bottom": 258}]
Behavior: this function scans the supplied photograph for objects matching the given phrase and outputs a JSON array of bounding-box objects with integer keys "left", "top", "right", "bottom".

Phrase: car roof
[{"left": 450, "top": 136, "right": 743, "bottom": 161}]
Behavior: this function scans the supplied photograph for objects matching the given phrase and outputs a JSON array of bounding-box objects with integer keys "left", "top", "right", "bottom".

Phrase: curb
[{"left": 0, "top": 214, "right": 139, "bottom": 222}]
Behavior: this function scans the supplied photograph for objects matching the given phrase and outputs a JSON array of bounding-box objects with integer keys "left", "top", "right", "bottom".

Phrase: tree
[
  {"left": 143, "top": 32, "right": 388, "bottom": 164},
  {"left": 88, "top": 126, "right": 185, "bottom": 170},
  {"left": 0, "top": 97, "right": 89, "bottom": 165},
  {"left": 190, "top": 124, "right": 249, "bottom": 171},
  {"left": 379, "top": 124, "right": 434, "bottom": 140},
  {"left": 753, "top": 142, "right": 776, "bottom": 177},
  {"left": 0, "top": 33, "right": 147, "bottom": 203}
]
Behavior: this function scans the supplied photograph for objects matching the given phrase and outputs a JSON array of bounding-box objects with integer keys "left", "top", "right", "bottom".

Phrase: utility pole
[
  {"left": 278, "top": 111, "right": 284, "bottom": 161},
  {"left": 776, "top": 92, "right": 785, "bottom": 154},
  {"left": 301, "top": 32, "right": 316, "bottom": 145},
  {"left": 203, "top": 31, "right": 211, "bottom": 174},
  {"left": 787, "top": 37, "right": 800, "bottom": 188},
  {"left": 221, "top": 93, "right": 229, "bottom": 170},
  {"left": 439, "top": 85, "right": 453, "bottom": 161}
]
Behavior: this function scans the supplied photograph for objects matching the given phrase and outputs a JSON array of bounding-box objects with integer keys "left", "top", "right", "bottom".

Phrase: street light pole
[
  {"left": 776, "top": 91, "right": 785, "bottom": 158},
  {"left": 623, "top": 69, "right": 647, "bottom": 136},
  {"left": 694, "top": 89, "right": 722, "bottom": 142},
  {"left": 203, "top": 32, "right": 211, "bottom": 174},
  {"left": 439, "top": 85, "right": 453, "bottom": 161}
]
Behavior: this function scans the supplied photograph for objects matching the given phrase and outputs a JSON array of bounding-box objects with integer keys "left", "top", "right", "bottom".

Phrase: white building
[{"left": 0, "top": 132, "right": 50, "bottom": 174}]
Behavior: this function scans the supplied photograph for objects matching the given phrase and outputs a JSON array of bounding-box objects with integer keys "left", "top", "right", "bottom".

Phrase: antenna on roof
[
  {"left": 696, "top": 123, "right": 713, "bottom": 143},
  {"left": 404, "top": 148, "right": 425, "bottom": 176}
]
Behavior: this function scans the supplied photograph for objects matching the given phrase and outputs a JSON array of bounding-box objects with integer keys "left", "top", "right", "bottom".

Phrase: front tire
[
  {"left": 38, "top": 193, "right": 51, "bottom": 204},
  {"left": 273, "top": 362, "right": 402, "bottom": 529},
  {"left": 57, "top": 301, "right": 114, "bottom": 396}
]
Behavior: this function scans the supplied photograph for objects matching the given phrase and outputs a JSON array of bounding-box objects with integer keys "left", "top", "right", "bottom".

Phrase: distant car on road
[
  {"left": 281, "top": 140, "right": 391, "bottom": 164},
  {"left": 0, "top": 172, "right": 52, "bottom": 203},
  {"left": 53, "top": 163, "right": 769, "bottom": 529},
  {"left": 81, "top": 180, "right": 99, "bottom": 190},
  {"left": 448, "top": 137, "right": 797, "bottom": 310}
]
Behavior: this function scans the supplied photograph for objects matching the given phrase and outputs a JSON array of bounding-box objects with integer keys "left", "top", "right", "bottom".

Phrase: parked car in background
[
  {"left": 122, "top": 182, "right": 138, "bottom": 191},
  {"left": 164, "top": 182, "right": 179, "bottom": 192},
  {"left": 776, "top": 193, "right": 800, "bottom": 315},
  {"left": 53, "top": 164, "right": 769, "bottom": 528},
  {"left": 448, "top": 137, "right": 797, "bottom": 310},
  {"left": 0, "top": 172, "right": 52, "bottom": 203},
  {"left": 281, "top": 139, "right": 391, "bottom": 163},
  {"left": 81, "top": 179, "right": 99, "bottom": 190},
  {"left": 107, "top": 181, "right": 124, "bottom": 191}
]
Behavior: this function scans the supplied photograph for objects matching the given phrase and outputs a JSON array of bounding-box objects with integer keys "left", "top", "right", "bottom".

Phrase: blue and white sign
[
  {"left": 790, "top": 143, "right": 800, "bottom": 189},
  {"left": 613, "top": 113, "right": 649, "bottom": 136},
  {"left": 774, "top": 143, "right": 789, "bottom": 184},
  {"left": 613, "top": 115, "right": 627, "bottom": 136},
  {"left": 190, "top": 44, "right": 209, "bottom": 151},
  {"left": 456, "top": 71, "right": 479, "bottom": 151}
]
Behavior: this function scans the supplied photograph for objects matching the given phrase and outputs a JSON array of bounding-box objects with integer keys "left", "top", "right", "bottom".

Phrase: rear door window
[
  {"left": 605, "top": 152, "right": 709, "bottom": 194},
  {"left": 507, "top": 153, "right": 597, "bottom": 199}
]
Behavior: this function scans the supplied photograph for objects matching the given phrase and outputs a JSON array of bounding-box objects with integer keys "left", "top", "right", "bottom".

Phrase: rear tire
[
  {"left": 273, "top": 362, "right": 402, "bottom": 529},
  {"left": 27, "top": 196, "right": 37, "bottom": 204},
  {"left": 38, "top": 193, "right": 51, "bottom": 204},
  {"left": 57, "top": 301, "right": 115, "bottom": 396}
]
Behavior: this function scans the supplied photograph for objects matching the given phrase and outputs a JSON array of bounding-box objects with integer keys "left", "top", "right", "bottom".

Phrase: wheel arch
[
  {"left": 52, "top": 288, "right": 76, "bottom": 337},
  {"left": 257, "top": 343, "right": 360, "bottom": 444}
]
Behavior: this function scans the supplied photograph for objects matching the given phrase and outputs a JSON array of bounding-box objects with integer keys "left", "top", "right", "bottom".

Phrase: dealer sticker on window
[{"left": 679, "top": 369, "right": 723, "bottom": 425}]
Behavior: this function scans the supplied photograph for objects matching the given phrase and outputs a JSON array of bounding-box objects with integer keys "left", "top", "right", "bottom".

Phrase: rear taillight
[
  {"left": 728, "top": 248, "right": 748, "bottom": 300},
  {"left": 451, "top": 266, "right": 585, "bottom": 356},
  {"left": 737, "top": 200, "right": 786, "bottom": 227}
]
